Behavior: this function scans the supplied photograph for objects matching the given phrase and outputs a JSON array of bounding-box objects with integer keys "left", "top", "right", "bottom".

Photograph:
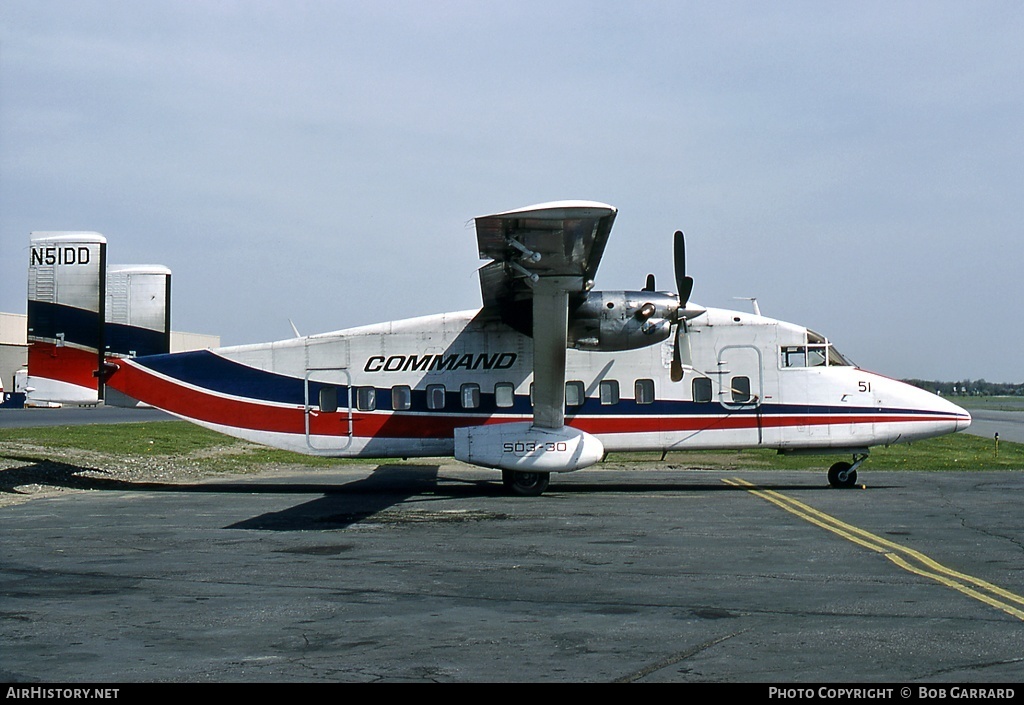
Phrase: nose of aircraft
[
  {"left": 954, "top": 402, "right": 972, "bottom": 433},
  {"left": 878, "top": 376, "right": 973, "bottom": 442},
  {"left": 922, "top": 386, "right": 972, "bottom": 432},
  {"left": 920, "top": 384, "right": 972, "bottom": 434}
]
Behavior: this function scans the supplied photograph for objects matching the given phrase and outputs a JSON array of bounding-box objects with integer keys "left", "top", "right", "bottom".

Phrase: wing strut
[{"left": 530, "top": 276, "right": 581, "bottom": 429}]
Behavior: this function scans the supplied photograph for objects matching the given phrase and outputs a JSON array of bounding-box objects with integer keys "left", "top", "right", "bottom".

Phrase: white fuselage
[{"left": 114, "top": 305, "right": 970, "bottom": 463}]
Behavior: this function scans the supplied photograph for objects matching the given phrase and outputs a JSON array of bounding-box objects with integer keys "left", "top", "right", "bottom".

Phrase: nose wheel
[{"left": 828, "top": 453, "right": 868, "bottom": 489}]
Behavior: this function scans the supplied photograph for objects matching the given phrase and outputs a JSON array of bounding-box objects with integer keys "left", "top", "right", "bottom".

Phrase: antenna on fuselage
[
  {"left": 289, "top": 319, "right": 302, "bottom": 338},
  {"left": 734, "top": 297, "right": 761, "bottom": 316}
]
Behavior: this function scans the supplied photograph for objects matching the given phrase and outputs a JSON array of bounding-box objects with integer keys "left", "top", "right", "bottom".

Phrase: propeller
[
  {"left": 671, "top": 230, "right": 693, "bottom": 382},
  {"left": 674, "top": 230, "right": 693, "bottom": 306},
  {"left": 640, "top": 230, "right": 698, "bottom": 381}
]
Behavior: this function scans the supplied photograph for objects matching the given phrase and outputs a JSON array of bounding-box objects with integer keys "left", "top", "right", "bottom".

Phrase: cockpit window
[
  {"left": 781, "top": 346, "right": 806, "bottom": 368},
  {"left": 827, "top": 345, "right": 853, "bottom": 367},
  {"left": 807, "top": 345, "right": 827, "bottom": 367},
  {"left": 781, "top": 331, "right": 853, "bottom": 368}
]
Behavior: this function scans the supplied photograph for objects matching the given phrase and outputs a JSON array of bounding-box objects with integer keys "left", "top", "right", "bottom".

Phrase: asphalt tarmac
[
  {"left": 1, "top": 460, "right": 1022, "bottom": 683},
  {"left": 0, "top": 405, "right": 172, "bottom": 428},
  {"left": 965, "top": 409, "right": 1024, "bottom": 444}
]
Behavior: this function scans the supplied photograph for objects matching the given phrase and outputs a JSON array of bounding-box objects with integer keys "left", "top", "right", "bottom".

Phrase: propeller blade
[
  {"left": 678, "top": 275, "right": 694, "bottom": 307},
  {"left": 674, "top": 230, "right": 693, "bottom": 305},
  {"left": 673, "top": 230, "right": 685, "bottom": 284},
  {"left": 671, "top": 324, "right": 684, "bottom": 382},
  {"left": 670, "top": 228, "right": 694, "bottom": 382}
]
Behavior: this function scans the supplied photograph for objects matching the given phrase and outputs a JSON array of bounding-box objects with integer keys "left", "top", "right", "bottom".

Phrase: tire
[
  {"left": 828, "top": 461, "right": 857, "bottom": 489},
  {"left": 502, "top": 470, "right": 550, "bottom": 496}
]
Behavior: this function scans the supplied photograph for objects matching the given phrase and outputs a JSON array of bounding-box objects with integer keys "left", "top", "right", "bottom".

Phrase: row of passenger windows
[
  {"left": 321, "top": 380, "right": 648, "bottom": 412},
  {"left": 699, "top": 376, "right": 753, "bottom": 404},
  {"left": 320, "top": 376, "right": 751, "bottom": 412}
]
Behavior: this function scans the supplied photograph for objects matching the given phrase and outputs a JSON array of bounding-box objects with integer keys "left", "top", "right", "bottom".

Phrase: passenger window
[
  {"left": 461, "top": 383, "right": 480, "bottom": 409},
  {"left": 635, "top": 379, "right": 655, "bottom": 404},
  {"left": 495, "top": 383, "right": 514, "bottom": 408},
  {"left": 426, "top": 384, "right": 446, "bottom": 410},
  {"left": 599, "top": 380, "right": 619, "bottom": 405},
  {"left": 692, "top": 378, "right": 713, "bottom": 403},
  {"left": 355, "top": 386, "right": 376, "bottom": 411},
  {"left": 566, "top": 381, "right": 584, "bottom": 407},
  {"left": 391, "top": 385, "right": 411, "bottom": 411},
  {"left": 731, "top": 376, "right": 751, "bottom": 403},
  {"left": 319, "top": 386, "right": 338, "bottom": 413}
]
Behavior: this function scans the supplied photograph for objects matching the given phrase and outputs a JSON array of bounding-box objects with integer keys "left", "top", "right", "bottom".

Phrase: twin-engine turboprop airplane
[{"left": 104, "top": 201, "right": 971, "bottom": 495}]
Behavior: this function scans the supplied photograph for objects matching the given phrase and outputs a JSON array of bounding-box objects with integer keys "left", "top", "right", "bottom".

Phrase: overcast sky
[{"left": 3, "top": 1, "right": 1022, "bottom": 383}]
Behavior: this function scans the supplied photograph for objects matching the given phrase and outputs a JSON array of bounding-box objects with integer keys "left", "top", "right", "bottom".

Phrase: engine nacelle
[
  {"left": 568, "top": 291, "right": 678, "bottom": 351},
  {"left": 454, "top": 422, "right": 605, "bottom": 473}
]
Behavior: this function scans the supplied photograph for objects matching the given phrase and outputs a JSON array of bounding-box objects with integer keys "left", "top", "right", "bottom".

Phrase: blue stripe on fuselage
[
  {"left": 133, "top": 350, "right": 310, "bottom": 404},
  {"left": 130, "top": 350, "right": 959, "bottom": 421}
]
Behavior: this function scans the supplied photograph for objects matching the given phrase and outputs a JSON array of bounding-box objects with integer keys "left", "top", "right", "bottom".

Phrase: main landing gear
[
  {"left": 828, "top": 453, "right": 869, "bottom": 489},
  {"left": 502, "top": 470, "right": 550, "bottom": 496}
]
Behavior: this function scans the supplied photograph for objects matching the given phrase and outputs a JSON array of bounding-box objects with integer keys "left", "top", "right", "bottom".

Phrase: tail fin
[
  {"left": 105, "top": 264, "right": 172, "bottom": 358},
  {"left": 26, "top": 232, "right": 107, "bottom": 405}
]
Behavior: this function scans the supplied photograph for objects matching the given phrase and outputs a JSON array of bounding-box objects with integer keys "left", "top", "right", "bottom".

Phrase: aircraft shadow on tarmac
[
  {"left": 225, "top": 474, "right": 871, "bottom": 532},
  {"left": 0, "top": 453, "right": 880, "bottom": 532}
]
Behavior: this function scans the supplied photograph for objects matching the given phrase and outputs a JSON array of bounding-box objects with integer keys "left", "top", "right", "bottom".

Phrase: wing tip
[{"left": 479, "top": 200, "right": 617, "bottom": 220}]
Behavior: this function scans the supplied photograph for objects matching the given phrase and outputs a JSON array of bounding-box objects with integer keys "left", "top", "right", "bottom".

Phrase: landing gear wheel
[
  {"left": 502, "top": 470, "right": 550, "bottom": 496},
  {"left": 828, "top": 461, "right": 858, "bottom": 489}
]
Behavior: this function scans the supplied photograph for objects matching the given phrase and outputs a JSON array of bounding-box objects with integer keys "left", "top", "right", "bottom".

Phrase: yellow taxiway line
[{"left": 722, "top": 477, "right": 1024, "bottom": 622}]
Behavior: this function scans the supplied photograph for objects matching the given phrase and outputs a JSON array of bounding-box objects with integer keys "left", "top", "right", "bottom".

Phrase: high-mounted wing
[
  {"left": 475, "top": 200, "right": 617, "bottom": 309},
  {"left": 474, "top": 201, "right": 617, "bottom": 429}
]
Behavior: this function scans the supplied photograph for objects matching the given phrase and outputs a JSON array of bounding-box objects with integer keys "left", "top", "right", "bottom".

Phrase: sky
[{"left": 2, "top": 1, "right": 1022, "bottom": 383}]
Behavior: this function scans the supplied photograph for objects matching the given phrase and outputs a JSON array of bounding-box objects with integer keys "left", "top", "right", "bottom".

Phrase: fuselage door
[
  {"left": 717, "top": 344, "right": 763, "bottom": 409},
  {"left": 717, "top": 344, "right": 764, "bottom": 443},
  {"left": 304, "top": 337, "right": 353, "bottom": 451}
]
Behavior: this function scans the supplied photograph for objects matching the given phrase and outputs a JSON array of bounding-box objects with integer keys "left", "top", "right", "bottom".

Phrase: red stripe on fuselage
[
  {"left": 571, "top": 413, "right": 951, "bottom": 435},
  {"left": 108, "top": 359, "right": 306, "bottom": 433},
  {"left": 108, "top": 359, "right": 962, "bottom": 440}
]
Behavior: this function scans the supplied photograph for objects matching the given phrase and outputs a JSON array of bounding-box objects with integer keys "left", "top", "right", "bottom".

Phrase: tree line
[{"left": 904, "top": 379, "right": 1024, "bottom": 397}]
